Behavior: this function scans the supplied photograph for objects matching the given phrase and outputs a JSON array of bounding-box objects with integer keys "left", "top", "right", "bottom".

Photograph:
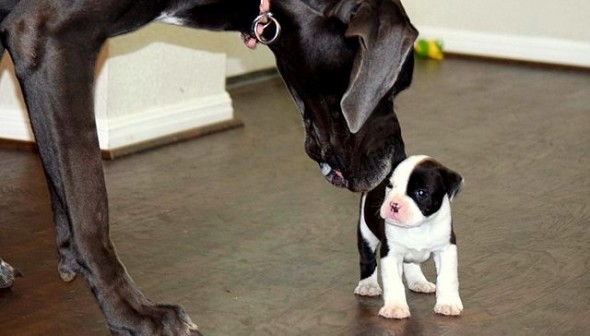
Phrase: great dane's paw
[
  {"left": 0, "top": 259, "right": 22, "bottom": 288},
  {"left": 111, "top": 327, "right": 203, "bottom": 336},
  {"left": 378, "top": 303, "right": 411, "bottom": 319},
  {"left": 354, "top": 280, "right": 382, "bottom": 296},
  {"left": 434, "top": 298, "right": 463, "bottom": 316},
  {"left": 408, "top": 280, "right": 436, "bottom": 294},
  {"left": 58, "top": 257, "right": 80, "bottom": 282},
  {"left": 109, "top": 303, "right": 200, "bottom": 336}
]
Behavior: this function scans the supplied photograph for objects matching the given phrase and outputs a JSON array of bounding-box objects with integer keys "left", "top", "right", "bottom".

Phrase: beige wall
[
  {"left": 402, "top": 0, "right": 590, "bottom": 67},
  {"left": 188, "top": 31, "right": 276, "bottom": 77},
  {"left": 122, "top": 24, "right": 275, "bottom": 78},
  {"left": 403, "top": 0, "right": 589, "bottom": 42}
]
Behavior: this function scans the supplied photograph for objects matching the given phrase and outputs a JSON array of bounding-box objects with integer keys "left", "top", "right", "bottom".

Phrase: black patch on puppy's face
[{"left": 407, "top": 159, "right": 463, "bottom": 217}]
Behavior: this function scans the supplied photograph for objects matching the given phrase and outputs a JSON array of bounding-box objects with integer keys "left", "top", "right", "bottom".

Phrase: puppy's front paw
[
  {"left": 378, "top": 304, "right": 411, "bottom": 319},
  {"left": 408, "top": 280, "right": 436, "bottom": 294},
  {"left": 434, "top": 298, "right": 463, "bottom": 316},
  {"left": 354, "top": 280, "right": 382, "bottom": 296}
]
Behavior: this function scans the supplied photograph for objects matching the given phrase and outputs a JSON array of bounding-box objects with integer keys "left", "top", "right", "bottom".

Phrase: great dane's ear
[{"left": 328, "top": 0, "right": 418, "bottom": 133}]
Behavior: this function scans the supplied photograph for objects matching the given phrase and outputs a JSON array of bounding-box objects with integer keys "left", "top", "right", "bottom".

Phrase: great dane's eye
[
  {"left": 415, "top": 189, "right": 428, "bottom": 198},
  {"left": 386, "top": 181, "right": 393, "bottom": 189},
  {"left": 350, "top": 2, "right": 361, "bottom": 18}
]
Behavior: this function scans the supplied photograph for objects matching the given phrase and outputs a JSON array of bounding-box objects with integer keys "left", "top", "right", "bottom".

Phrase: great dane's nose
[{"left": 390, "top": 202, "right": 401, "bottom": 213}]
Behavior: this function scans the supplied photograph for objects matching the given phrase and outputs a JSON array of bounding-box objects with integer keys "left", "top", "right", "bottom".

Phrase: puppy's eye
[
  {"left": 415, "top": 189, "right": 428, "bottom": 198},
  {"left": 386, "top": 181, "right": 393, "bottom": 188}
]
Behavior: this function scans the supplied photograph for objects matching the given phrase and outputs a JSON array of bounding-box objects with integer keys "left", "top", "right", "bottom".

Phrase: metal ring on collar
[{"left": 252, "top": 12, "right": 281, "bottom": 45}]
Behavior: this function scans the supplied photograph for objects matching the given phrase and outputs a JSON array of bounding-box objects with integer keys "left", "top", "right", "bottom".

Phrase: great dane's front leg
[
  {"left": 49, "top": 186, "right": 81, "bottom": 282},
  {"left": 1, "top": 2, "right": 202, "bottom": 335},
  {"left": 0, "top": 11, "right": 79, "bottom": 283}
]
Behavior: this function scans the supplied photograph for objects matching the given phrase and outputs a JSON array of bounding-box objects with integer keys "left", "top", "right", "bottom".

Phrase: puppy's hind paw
[
  {"left": 354, "top": 280, "right": 382, "bottom": 297},
  {"left": 434, "top": 300, "right": 463, "bottom": 316},
  {"left": 378, "top": 304, "right": 411, "bottom": 319},
  {"left": 408, "top": 280, "right": 436, "bottom": 294}
]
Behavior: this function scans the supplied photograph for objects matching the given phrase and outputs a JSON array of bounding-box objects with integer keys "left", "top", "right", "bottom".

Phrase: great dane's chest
[{"left": 384, "top": 222, "right": 451, "bottom": 263}]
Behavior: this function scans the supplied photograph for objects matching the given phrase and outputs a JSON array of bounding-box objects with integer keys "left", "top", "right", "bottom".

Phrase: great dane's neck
[
  {"left": 159, "top": 0, "right": 262, "bottom": 33},
  {"left": 159, "top": 0, "right": 337, "bottom": 35}
]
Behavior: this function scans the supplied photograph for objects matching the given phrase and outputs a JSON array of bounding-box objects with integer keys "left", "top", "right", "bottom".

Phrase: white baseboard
[
  {"left": 96, "top": 92, "right": 233, "bottom": 150},
  {"left": 0, "top": 110, "right": 34, "bottom": 142},
  {"left": 0, "top": 92, "right": 233, "bottom": 150},
  {"left": 417, "top": 26, "right": 590, "bottom": 68}
]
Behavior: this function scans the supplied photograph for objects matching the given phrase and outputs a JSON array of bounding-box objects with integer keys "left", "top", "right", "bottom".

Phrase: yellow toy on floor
[{"left": 415, "top": 39, "right": 444, "bottom": 60}]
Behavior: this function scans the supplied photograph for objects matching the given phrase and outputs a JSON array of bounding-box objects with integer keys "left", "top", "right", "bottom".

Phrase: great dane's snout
[{"left": 390, "top": 202, "right": 401, "bottom": 213}]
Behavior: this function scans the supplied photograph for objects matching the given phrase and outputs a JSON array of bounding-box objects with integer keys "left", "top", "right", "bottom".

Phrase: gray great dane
[{"left": 0, "top": 0, "right": 417, "bottom": 334}]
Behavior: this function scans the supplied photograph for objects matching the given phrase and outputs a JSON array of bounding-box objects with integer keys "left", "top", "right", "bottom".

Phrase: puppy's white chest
[
  {"left": 385, "top": 222, "right": 451, "bottom": 263},
  {"left": 401, "top": 249, "right": 432, "bottom": 263}
]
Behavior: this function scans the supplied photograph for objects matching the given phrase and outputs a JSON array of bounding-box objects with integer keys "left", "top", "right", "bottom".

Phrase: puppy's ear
[
  {"left": 442, "top": 168, "right": 464, "bottom": 202},
  {"left": 330, "top": 0, "right": 417, "bottom": 133}
]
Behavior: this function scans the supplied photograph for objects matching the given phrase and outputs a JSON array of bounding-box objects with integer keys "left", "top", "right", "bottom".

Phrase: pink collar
[{"left": 242, "top": 0, "right": 281, "bottom": 49}]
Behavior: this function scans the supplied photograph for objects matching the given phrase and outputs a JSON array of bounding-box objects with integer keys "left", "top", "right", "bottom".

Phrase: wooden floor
[{"left": 0, "top": 58, "right": 589, "bottom": 336}]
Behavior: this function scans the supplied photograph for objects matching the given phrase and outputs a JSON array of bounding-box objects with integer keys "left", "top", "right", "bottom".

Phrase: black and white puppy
[{"left": 354, "top": 155, "right": 464, "bottom": 319}]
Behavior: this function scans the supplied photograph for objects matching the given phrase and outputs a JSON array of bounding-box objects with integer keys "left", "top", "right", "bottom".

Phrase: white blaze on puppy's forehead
[{"left": 389, "top": 155, "right": 431, "bottom": 192}]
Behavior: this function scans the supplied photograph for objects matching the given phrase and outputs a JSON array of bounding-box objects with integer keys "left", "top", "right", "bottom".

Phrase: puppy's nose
[{"left": 390, "top": 202, "right": 401, "bottom": 213}]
